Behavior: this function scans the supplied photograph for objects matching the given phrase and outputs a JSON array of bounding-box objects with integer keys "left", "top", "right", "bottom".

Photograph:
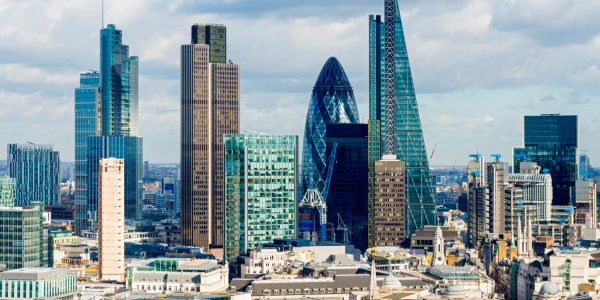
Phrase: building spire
[{"left": 369, "top": 259, "right": 378, "bottom": 298}]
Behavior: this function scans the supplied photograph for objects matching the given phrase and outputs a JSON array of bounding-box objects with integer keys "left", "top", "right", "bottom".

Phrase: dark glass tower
[
  {"left": 325, "top": 123, "right": 368, "bottom": 250},
  {"left": 368, "top": 0, "right": 436, "bottom": 240},
  {"left": 514, "top": 114, "right": 577, "bottom": 205},
  {"left": 300, "top": 57, "right": 360, "bottom": 201}
]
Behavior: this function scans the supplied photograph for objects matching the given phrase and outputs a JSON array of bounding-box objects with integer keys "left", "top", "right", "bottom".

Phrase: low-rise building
[
  {"left": 126, "top": 258, "right": 228, "bottom": 294},
  {"left": 0, "top": 268, "right": 77, "bottom": 299}
]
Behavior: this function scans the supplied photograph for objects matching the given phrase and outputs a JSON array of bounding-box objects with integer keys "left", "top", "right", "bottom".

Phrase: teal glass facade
[
  {"left": 7, "top": 144, "right": 59, "bottom": 206},
  {"left": 0, "top": 178, "right": 15, "bottom": 207},
  {"left": 300, "top": 57, "right": 360, "bottom": 201},
  {"left": 0, "top": 203, "right": 48, "bottom": 272},
  {"left": 368, "top": 0, "right": 436, "bottom": 240},
  {"left": 100, "top": 24, "right": 139, "bottom": 136},
  {"left": 224, "top": 134, "right": 298, "bottom": 261},
  {"left": 74, "top": 71, "right": 101, "bottom": 233}
]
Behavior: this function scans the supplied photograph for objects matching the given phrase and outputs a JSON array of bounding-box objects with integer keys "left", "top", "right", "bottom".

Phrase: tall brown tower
[
  {"left": 181, "top": 24, "right": 239, "bottom": 255},
  {"left": 372, "top": 157, "right": 406, "bottom": 247}
]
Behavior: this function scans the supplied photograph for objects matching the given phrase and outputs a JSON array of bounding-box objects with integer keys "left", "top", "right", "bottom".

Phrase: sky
[{"left": 0, "top": 0, "right": 599, "bottom": 166}]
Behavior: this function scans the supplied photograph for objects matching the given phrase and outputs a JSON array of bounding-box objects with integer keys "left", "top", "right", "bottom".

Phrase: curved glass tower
[{"left": 300, "top": 57, "right": 360, "bottom": 199}]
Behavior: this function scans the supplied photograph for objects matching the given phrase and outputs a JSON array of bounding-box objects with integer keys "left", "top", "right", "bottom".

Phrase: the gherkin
[{"left": 300, "top": 57, "right": 360, "bottom": 200}]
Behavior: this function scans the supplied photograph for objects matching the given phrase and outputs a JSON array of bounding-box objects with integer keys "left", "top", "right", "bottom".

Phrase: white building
[
  {"left": 509, "top": 172, "right": 552, "bottom": 221},
  {"left": 0, "top": 268, "right": 78, "bottom": 300},
  {"left": 98, "top": 158, "right": 125, "bottom": 282},
  {"left": 126, "top": 258, "right": 228, "bottom": 294},
  {"left": 240, "top": 249, "right": 288, "bottom": 276}
]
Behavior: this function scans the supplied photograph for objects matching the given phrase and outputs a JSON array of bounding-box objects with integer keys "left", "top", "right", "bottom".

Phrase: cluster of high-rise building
[{"left": 3, "top": 0, "right": 600, "bottom": 299}]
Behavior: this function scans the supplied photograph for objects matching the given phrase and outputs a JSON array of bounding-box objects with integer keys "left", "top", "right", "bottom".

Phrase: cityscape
[{"left": 0, "top": 1, "right": 599, "bottom": 300}]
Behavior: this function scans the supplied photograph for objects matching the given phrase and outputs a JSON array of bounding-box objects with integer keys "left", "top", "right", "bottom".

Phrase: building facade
[
  {"left": 509, "top": 172, "right": 552, "bottom": 222},
  {"left": 0, "top": 268, "right": 77, "bottom": 300},
  {"left": 98, "top": 158, "right": 125, "bottom": 282},
  {"left": 371, "top": 157, "right": 405, "bottom": 247},
  {"left": 368, "top": 0, "right": 436, "bottom": 239},
  {"left": 74, "top": 71, "right": 101, "bottom": 234},
  {"left": 181, "top": 24, "right": 240, "bottom": 253},
  {"left": 224, "top": 134, "right": 297, "bottom": 261},
  {"left": 7, "top": 144, "right": 60, "bottom": 206},
  {"left": 299, "top": 57, "right": 360, "bottom": 200},
  {"left": 0, "top": 203, "right": 48, "bottom": 272},
  {"left": 324, "top": 123, "right": 368, "bottom": 250},
  {"left": 487, "top": 159, "right": 508, "bottom": 234},
  {"left": 514, "top": 114, "right": 577, "bottom": 205},
  {"left": 0, "top": 177, "right": 16, "bottom": 207}
]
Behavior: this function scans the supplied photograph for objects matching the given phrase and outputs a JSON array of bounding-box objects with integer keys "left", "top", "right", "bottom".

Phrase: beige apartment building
[{"left": 98, "top": 158, "right": 125, "bottom": 282}]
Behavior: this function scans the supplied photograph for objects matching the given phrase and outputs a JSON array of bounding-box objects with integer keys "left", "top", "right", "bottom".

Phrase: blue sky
[{"left": 0, "top": 0, "right": 599, "bottom": 165}]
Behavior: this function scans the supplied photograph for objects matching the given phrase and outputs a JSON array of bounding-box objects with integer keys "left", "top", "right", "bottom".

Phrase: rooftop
[{"left": 0, "top": 268, "right": 75, "bottom": 281}]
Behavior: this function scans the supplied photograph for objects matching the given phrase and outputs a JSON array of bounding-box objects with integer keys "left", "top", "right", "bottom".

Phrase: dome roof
[
  {"left": 539, "top": 282, "right": 559, "bottom": 295},
  {"left": 444, "top": 285, "right": 464, "bottom": 295},
  {"left": 382, "top": 275, "right": 402, "bottom": 288}
]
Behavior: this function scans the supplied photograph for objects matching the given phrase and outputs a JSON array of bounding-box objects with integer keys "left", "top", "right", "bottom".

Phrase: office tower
[
  {"left": 100, "top": 24, "right": 139, "bottom": 136},
  {"left": 514, "top": 114, "right": 577, "bottom": 205},
  {"left": 0, "top": 202, "right": 48, "bottom": 272},
  {"left": 191, "top": 24, "right": 226, "bottom": 63},
  {"left": 573, "top": 180, "right": 597, "bottom": 227},
  {"left": 368, "top": 0, "right": 436, "bottom": 239},
  {"left": 486, "top": 158, "right": 508, "bottom": 234},
  {"left": 300, "top": 57, "right": 360, "bottom": 200},
  {"left": 371, "top": 157, "right": 406, "bottom": 247},
  {"left": 580, "top": 153, "right": 591, "bottom": 180},
  {"left": 74, "top": 71, "right": 101, "bottom": 233},
  {"left": 508, "top": 163, "right": 553, "bottom": 221},
  {"left": 98, "top": 158, "right": 125, "bottom": 282},
  {"left": 503, "top": 185, "right": 524, "bottom": 235},
  {"left": 76, "top": 24, "right": 143, "bottom": 234},
  {"left": 7, "top": 144, "right": 60, "bottom": 206},
  {"left": 324, "top": 123, "right": 368, "bottom": 250},
  {"left": 86, "top": 136, "right": 143, "bottom": 223},
  {"left": 162, "top": 177, "right": 180, "bottom": 212},
  {"left": 224, "top": 134, "right": 297, "bottom": 262},
  {"left": 181, "top": 24, "right": 240, "bottom": 252},
  {"left": 0, "top": 177, "right": 15, "bottom": 207},
  {"left": 466, "top": 158, "right": 489, "bottom": 248}
]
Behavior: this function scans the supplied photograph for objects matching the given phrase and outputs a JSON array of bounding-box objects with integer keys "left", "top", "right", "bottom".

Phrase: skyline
[{"left": 1, "top": 1, "right": 600, "bottom": 165}]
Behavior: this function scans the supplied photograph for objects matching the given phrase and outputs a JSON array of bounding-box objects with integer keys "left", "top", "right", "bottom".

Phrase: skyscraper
[
  {"left": 514, "top": 114, "right": 577, "bottom": 205},
  {"left": 0, "top": 177, "right": 15, "bottom": 207},
  {"left": 7, "top": 144, "right": 60, "bottom": 206},
  {"left": 181, "top": 24, "right": 240, "bottom": 253},
  {"left": 486, "top": 159, "right": 508, "bottom": 234},
  {"left": 324, "top": 123, "right": 368, "bottom": 250},
  {"left": 223, "top": 134, "right": 297, "bottom": 262},
  {"left": 368, "top": 0, "right": 436, "bottom": 239},
  {"left": 98, "top": 158, "right": 125, "bottom": 282},
  {"left": 100, "top": 24, "right": 139, "bottom": 136},
  {"left": 74, "top": 71, "right": 101, "bottom": 233},
  {"left": 75, "top": 24, "right": 143, "bottom": 234},
  {"left": 300, "top": 57, "right": 360, "bottom": 200}
]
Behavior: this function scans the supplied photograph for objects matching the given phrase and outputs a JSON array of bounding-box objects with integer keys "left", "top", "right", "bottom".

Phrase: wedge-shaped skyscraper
[
  {"left": 368, "top": 0, "right": 436, "bottom": 240},
  {"left": 300, "top": 57, "right": 360, "bottom": 200}
]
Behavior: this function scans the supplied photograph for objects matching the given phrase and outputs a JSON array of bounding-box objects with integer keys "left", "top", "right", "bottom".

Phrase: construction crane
[
  {"left": 337, "top": 213, "right": 349, "bottom": 244},
  {"left": 429, "top": 143, "right": 438, "bottom": 161},
  {"left": 490, "top": 153, "right": 502, "bottom": 162},
  {"left": 469, "top": 153, "right": 482, "bottom": 162},
  {"left": 299, "top": 188, "right": 327, "bottom": 242}
]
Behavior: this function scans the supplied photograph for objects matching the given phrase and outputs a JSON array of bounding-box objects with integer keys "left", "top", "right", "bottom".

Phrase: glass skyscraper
[
  {"left": 0, "top": 202, "right": 48, "bottom": 272},
  {"left": 300, "top": 57, "right": 360, "bottom": 200},
  {"left": 368, "top": 0, "right": 436, "bottom": 239},
  {"left": 7, "top": 144, "right": 60, "bottom": 206},
  {"left": 191, "top": 24, "right": 226, "bottom": 64},
  {"left": 324, "top": 123, "right": 369, "bottom": 250},
  {"left": 74, "top": 71, "right": 101, "bottom": 233},
  {"left": 514, "top": 114, "right": 578, "bottom": 205},
  {"left": 75, "top": 24, "right": 143, "bottom": 233},
  {"left": 224, "top": 134, "right": 297, "bottom": 262},
  {"left": 0, "top": 178, "right": 15, "bottom": 207}
]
